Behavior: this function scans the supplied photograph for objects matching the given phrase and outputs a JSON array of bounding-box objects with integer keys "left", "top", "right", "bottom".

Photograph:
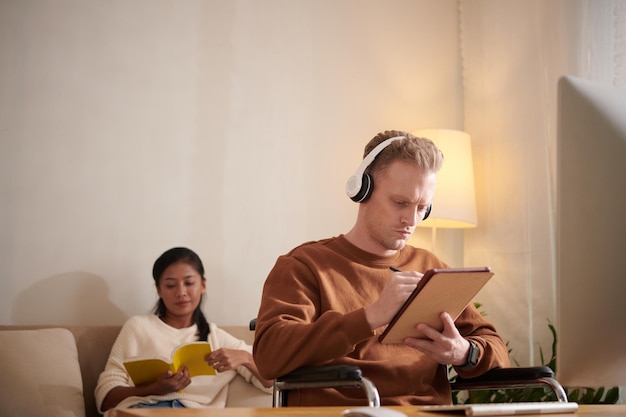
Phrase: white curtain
[{"left": 460, "top": 0, "right": 626, "bottom": 365}]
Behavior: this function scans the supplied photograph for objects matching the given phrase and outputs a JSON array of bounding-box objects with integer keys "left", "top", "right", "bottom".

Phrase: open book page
[
  {"left": 123, "top": 341, "right": 215, "bottom": 386},
  {"left": 171, "top": 342, "right": 215, "bottom": 377}
]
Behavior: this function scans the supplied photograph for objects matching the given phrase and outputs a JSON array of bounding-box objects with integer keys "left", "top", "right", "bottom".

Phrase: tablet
[{"left": 379, "top": 267, "right": 494, "bottom": 344}]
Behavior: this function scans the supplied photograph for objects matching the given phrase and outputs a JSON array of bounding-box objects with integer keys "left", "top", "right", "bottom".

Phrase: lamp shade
[{"left": 412, "top": 129, "right": 478, "bottom": 228}]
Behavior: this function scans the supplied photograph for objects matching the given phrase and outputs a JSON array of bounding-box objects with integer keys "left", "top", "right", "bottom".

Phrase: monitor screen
[{"left": 556, "top": 75, "right": 626, "bottom": 387}]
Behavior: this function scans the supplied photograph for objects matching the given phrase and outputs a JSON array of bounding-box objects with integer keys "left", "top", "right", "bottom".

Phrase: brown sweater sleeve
[{"left": 253, "top": 255, "right": 375, "bottom": 379}]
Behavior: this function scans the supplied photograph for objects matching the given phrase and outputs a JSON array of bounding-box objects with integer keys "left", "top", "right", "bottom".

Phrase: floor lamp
[{"left": 411, "top": 129, "right": 478, "bottom": 255}]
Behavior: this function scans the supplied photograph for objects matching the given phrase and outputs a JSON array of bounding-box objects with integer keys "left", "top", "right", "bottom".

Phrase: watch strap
[{"left": 458, "top": 339, "right": 479, "bottom": 369}]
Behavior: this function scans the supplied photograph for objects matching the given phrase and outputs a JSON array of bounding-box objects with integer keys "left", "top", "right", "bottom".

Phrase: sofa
[{"left": 0, "top": 324, "right": 272, "bottom": 417}]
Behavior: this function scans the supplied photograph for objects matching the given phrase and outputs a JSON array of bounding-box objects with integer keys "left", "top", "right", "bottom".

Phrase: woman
[{"left": 95, "top": 247, "right": 272, "bottom": 413}]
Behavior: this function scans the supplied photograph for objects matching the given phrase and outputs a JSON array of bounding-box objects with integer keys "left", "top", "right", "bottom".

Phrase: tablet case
[{"left": 379, "top": 267, "right": 494, "bottom": 344}]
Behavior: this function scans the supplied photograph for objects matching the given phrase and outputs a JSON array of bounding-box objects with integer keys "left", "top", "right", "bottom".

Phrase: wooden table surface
[{"left": 112, "top": 404, "right": 626, "bottom": 417}]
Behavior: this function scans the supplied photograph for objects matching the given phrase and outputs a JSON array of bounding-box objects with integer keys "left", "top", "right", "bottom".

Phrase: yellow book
[{"left": 123, "top": 342, "right": 216, "bottom": 386}]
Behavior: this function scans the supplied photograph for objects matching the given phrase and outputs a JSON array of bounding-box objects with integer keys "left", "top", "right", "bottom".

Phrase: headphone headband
[{"left": 345, "top": 136, "right": 405, "bottom": 201}]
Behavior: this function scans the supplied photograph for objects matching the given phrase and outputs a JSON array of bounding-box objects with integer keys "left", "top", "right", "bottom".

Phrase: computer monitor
[{"left": 556, "top": 75, "right": 626, "bottom": 387}]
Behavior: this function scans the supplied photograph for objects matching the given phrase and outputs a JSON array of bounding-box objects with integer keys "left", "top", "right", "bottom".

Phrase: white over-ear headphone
[{"left": 345, "top": 136, "right": 406, "bottom": 202}]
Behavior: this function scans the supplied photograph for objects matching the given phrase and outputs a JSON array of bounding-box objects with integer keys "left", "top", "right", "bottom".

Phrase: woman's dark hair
[{"left": 152, "top": 247, "right": 210, "bottom": 341}]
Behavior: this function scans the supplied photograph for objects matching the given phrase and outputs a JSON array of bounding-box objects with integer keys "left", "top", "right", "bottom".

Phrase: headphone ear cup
[
  {"left": 350, "top": 173, "right": 373, "bottom": 202},
  {"left": 423, "top": 204, "right": 432, "bottom": 221}
]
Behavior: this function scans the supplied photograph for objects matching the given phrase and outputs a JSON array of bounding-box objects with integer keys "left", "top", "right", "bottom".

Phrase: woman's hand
[
  {"left": 206, "top": 348, "right": 248, "bottom": 372},
  {"left": 206, "top": 348, "right": 274, "bottom": 388},
  {"left": 149, "top": 365, "right": 191, "bottom": 395},
  {"left": 100, "top": 365, "right": 191, "bottom": 411}
]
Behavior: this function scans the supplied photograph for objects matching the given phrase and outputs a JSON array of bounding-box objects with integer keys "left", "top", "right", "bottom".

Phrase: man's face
[{"left": 360, "top": 160, "right": 437, "bottom": 256}]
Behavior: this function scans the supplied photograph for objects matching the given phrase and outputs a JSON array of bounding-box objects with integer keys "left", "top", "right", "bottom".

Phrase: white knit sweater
[{"left": 95, "top": 315, "right": 269, "bottom": 414}]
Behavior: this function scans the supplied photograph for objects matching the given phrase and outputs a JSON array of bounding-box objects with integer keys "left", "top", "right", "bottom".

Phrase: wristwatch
[{"left": 459, "top": 339, "right": 479, "bottom": 369}]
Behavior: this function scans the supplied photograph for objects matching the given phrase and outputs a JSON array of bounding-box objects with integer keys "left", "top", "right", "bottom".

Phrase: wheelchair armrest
[
  {"left": 453, "top": 366, "right": 555, "bottom": 385},
  {"left": 451, "top": 366, "right": 568, "bottom": 402},
  {"left": 277, "top": 365, "right": 363, "bottom": 383},
  {"left": 273, "top": 365, "right": 380, "bottom": 407}
]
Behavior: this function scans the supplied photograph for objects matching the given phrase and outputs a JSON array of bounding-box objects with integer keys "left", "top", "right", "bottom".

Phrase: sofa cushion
[
  {"left": 0, "top": 328, "right": 86, "bottom": 417},
  {"left": 226, "top": 376, "right": 273, "bottom": 408}
]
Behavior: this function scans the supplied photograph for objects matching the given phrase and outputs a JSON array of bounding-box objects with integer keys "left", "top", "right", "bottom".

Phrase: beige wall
[
  {"left": 0, "top": 0, "right": 463, "bottom": 326},
  {"left": 3, "top": 0, "right": 624, "bottom": 374}
]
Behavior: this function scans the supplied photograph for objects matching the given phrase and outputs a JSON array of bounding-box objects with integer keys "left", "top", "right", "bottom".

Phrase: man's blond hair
[{"left": 363, "top": 130, "right": 444, "bottom": 178}]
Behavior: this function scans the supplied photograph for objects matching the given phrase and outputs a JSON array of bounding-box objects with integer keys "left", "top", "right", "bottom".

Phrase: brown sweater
[{"left": 253, "top": 235, "right": 511, "bottom": 406}]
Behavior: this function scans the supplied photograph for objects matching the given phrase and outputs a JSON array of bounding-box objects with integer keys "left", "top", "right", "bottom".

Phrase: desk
[{"left": 113, "top": 404, "right": 626, "bottom": 417}]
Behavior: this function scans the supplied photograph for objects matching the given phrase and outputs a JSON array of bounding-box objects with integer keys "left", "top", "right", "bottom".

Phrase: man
[{"left": 253, "top": 130, "right": 510, "bottom": 406}]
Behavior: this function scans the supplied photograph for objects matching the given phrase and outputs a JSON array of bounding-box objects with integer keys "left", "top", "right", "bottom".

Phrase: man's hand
[
  {"left": 365, "top": 269, "right": 422, "bottom": 330},
  {"left": 403, "top": 311, "right": 471, "bottom": 366}
]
